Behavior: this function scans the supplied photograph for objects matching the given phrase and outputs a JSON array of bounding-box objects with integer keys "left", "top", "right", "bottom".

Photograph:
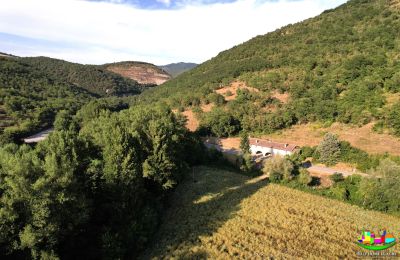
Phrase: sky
[{"left": 0, "top": 0, "right": 347, "bottom": 65}]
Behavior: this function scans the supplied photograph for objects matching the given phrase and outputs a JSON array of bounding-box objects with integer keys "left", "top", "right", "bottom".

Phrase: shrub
[
  {"left": 263, "top": 156, "right": 294, "bottom": 182},
  {"left": 269, "top": 171, "right": 283, "bottom": 183},
  {"left": 298, "top": 169, "right": 312, "bottom": 186},
  {"left": 330, "top": 173, "right": 344, "bottom": 183}
]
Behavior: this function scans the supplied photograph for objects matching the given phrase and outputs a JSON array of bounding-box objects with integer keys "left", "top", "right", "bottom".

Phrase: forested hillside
[
  {"left": 0, "top": 105, "right": 206, "bottom": 259},
  {"left": 0, "top": 56, "right": 154, "bottom": 143},
  {"left": 139, "top": 0, "right": 400, "bottom": 137},
  {"left": 23, "top": 57, "right": 147, "bottom": 96},
  {"left": 0, "top": 57, "right": 95, "bottom": 143}
]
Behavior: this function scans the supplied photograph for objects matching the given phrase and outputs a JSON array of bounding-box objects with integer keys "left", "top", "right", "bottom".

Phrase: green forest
[
  {"left": 138, "top": 0, "right": 400, "bottom": 137},
  {"left": 0, "top": 56, "right": 153, "bottom": 144},
  {"left": 0, "top": 105, "right": 206, "bottom": 259}
]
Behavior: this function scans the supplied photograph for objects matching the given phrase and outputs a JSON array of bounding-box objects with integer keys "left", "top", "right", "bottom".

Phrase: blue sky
[{"left": 0, "top": 0, "right": 347, "bottom": 65}]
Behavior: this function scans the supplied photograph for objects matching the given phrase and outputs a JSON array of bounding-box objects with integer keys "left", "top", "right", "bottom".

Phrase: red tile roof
[{"left": 249, "top": 138, "right": 299, "bottom": 152}]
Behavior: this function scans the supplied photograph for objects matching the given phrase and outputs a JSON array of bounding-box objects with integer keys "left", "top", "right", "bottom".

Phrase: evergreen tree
[{"left": 240, "top": 132, "right": 250, "bottom": 154}]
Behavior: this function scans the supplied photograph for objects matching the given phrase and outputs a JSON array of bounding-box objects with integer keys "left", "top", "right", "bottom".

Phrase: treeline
[
  {"left": 0, "top": 104, "right": 206, "bottom": 259},
  {"left": 136, "top": 0, "right": 400, "bottom": 137}
]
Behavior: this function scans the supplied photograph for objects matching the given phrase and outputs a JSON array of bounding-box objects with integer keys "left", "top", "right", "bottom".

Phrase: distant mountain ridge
[{"left": 159, "top": 62, "right": 197, "bottom": 78}]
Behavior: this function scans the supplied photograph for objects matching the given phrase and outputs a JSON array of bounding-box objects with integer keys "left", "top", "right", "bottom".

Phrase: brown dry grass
[
  {"left": 271, "top": 91, "right": 290, "bottom": 104},
  {"left": 141, "top": 166, "right": 400, "bottom": 259},
  {"left": 172, "top": 109, "right": 200, "bottom": 132},
  {"left": 390, "top": 0, "right": 400, "bottom": 9},
  {"left": 384, "top": 92, "right": 400, "bottom": 107},
  {"left": 263, "top": 122, "right": 400, "bottom": 156},
  {"left": 216, "top": 81, "right": 259, "bottom": 101},
  {"left": 201, "top": 103, "right": 214, "bottom": 112},
  {"left": 181, "top": 109, "right": 199, "bottom": 132}
]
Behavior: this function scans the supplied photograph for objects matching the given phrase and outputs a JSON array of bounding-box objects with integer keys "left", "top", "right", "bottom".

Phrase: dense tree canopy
[{"left": 0, "top": 105, "right": 205, "bottom": 259}]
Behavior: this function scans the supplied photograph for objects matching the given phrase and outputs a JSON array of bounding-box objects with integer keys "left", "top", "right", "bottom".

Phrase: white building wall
[{"left": 250, "top": 145, "right": 292, "bottom": 156}]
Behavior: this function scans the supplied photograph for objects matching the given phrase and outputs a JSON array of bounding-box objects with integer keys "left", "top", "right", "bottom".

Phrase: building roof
[{"left": 249, "top": 138, "right": 299, "bottom": 152}]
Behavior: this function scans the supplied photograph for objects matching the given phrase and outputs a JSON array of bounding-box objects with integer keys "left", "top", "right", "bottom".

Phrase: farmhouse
[{"left": 249, "top": 138, "right": 299, "bottom": 156}]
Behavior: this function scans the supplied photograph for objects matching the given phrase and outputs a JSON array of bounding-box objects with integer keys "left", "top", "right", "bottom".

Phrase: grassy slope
[{"left": 141, "top": 167, "right": 400, "bottom": 259}]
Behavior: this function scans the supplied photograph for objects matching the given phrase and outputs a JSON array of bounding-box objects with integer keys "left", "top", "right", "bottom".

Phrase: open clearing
[
  {"left": 200, "top": 122, "right": 400, "bottom": 157},
  {"left": 140, "top": 167, "right": 400, "bottom": 259},
  {"left": 262, "top": 122, "right": 400, "bottom": 156},
  {"left": 180, "top": 109, "right": 199, "bottom": 132}
]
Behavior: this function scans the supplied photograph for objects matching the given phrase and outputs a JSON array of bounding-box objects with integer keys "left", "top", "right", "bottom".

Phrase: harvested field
[{"left": 141, "top": 166, "right": 400, "bottom": 259}]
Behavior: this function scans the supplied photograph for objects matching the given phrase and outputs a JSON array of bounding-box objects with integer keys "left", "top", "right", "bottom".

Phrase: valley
[{"left": 1, "top": 0, "right": 400, "bottom": 259}]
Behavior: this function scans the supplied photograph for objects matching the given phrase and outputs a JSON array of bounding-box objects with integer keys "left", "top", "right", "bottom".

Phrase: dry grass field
[
  {"left": 202, "top": 122, "right": 400, "bottom": 157},
  {"left": 262, "top": 122, "right": 400, "bottom": 156},
  {"left": 140, "top": 167, "right": 400, "bottom": 259}
]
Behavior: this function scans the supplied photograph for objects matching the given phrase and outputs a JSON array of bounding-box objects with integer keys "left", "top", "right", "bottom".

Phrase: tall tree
[{"left": 317, "top": 133, "right": 341, "bottom": 166}]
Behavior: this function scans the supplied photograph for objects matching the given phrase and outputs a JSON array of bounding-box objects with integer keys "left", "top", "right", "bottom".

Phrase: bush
[
  {"left": 263, "top": 156, "right": 294, "bottom": 182},
  {"left": 330, "top": 173, "right": 344, "bottom": 183},
  {"left": 269, "top": 171, "right": 283, "bottom": 183},
  {"left": 298, "top": 169, "right": 312, "bottom": 186}
]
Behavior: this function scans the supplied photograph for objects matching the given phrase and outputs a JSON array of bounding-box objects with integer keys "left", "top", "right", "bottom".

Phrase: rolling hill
[
  {"left": 159, "top": 62, "right": 197, "bottom": 77},
  {"left": 139, "top": 0, "right": 400, "bottom": 141},
  {"left": 141, "top": 166, "right": 400, "bottom": 259},
  {"left": 0, "top": 55, "right": 158, "bottom": 143},
  {"left": 22, "top": 56, "right": 147, "bottom": 96},
  {"left": 104, "top": 61, "right": 171, "bottom": 85}
]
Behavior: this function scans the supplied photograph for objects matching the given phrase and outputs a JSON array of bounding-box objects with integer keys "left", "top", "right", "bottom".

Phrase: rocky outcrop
[{"left": 106, "top": 62, "right": 171, "bottom": 85}]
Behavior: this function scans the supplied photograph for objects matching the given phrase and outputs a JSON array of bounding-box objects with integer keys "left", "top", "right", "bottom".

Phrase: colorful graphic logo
[{"left": 357, "top": 230, "right": 396, "bottom": 251}]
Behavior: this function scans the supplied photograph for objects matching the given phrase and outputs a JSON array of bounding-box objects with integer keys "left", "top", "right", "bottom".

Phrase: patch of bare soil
[
  {"left": 384, "top": 92, "right": 400, "bottom": 107},
  {"left": 181, "top": 109, "right": 199, "bottom": 132},
  {"left": 390, "top": 0, "right": 400, "bottom": 9},
  {"left": 271, "top": 91, "right": 290, "bottom": 104},
  {"left": 307, "top": 171, "right": 333, "bottom": 188},
  {"left": 201, "top": 103, "right": 214, "bottom": 112},
  {"left": 107, "top": 65, "right": 171, "bottom": 85},
  {"left": 216, "top": 81, "right": 259, "bottom": 101}
]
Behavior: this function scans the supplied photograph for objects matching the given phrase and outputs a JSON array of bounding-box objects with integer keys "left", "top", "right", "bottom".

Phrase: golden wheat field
[{"left": 140, "top": 167, "right": 400, "bottom": 259}]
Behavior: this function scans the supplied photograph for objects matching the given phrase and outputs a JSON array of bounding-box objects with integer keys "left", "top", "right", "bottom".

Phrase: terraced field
[{"left": 141, "top": 167, "right": 400, "bottom": 259}]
